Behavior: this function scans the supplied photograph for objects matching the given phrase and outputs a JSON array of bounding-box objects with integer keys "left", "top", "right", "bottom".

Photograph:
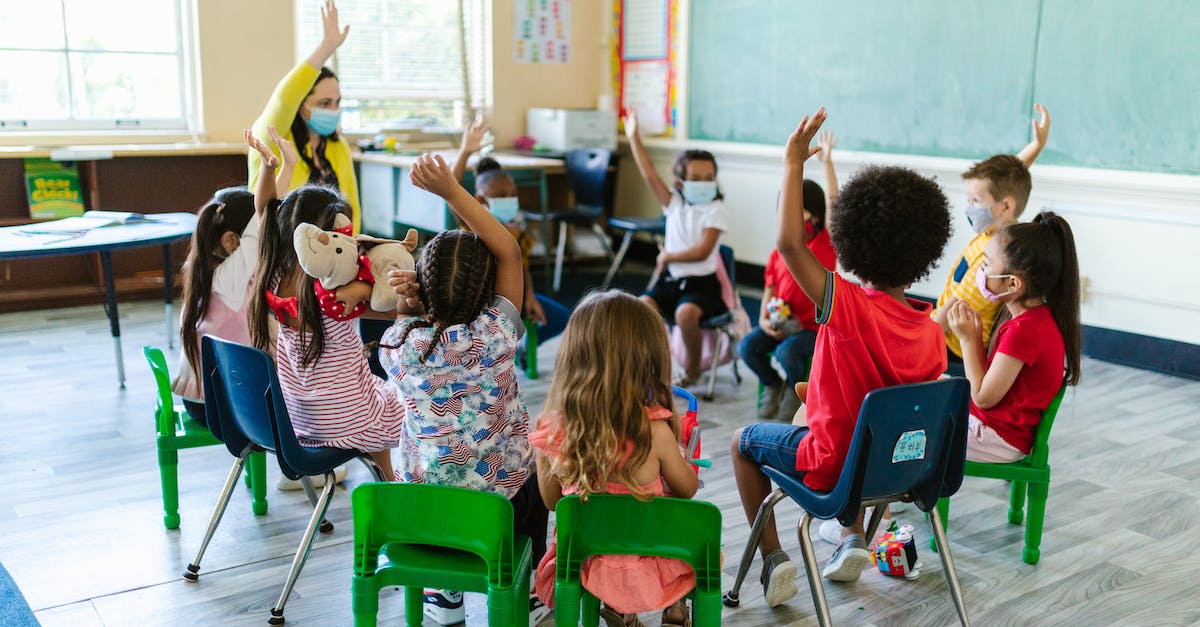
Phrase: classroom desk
[
  {"left": 0, "top": 213, "right": 197, "bottom": 388},
  {"left": 355, "top": 151, "right": 565, "bottom": 288}
]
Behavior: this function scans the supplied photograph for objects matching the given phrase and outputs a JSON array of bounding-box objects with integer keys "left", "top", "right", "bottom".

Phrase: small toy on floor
[{"left": 871, "top": 523, "right": 923, "bottom": 580}]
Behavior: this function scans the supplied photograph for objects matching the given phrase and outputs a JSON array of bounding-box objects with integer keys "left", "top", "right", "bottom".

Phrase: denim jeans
[{"left": 737, "top": 326, "right": 818, "bottom": 388}]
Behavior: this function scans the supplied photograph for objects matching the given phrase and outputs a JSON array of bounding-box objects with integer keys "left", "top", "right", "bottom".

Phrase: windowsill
[{"left": 0, "top": 130, "right": 204, "bottom": 148}]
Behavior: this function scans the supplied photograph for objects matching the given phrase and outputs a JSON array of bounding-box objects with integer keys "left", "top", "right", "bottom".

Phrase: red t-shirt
[
  {"left": 764, "top": 229, "right": 837, "bottom": 333},
  {"left": 795, "top": 272, "right": 947, "bottom": 490},
  {"left": 971, "top": 305, "right": 1064, "bottom": 453}
]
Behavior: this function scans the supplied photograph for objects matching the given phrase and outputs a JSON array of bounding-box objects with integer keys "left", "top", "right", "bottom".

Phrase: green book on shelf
[{"left": 25, "top": 158, "right": 85, "bottom": 220}]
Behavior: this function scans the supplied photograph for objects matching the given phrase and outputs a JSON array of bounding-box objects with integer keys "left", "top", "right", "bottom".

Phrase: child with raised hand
[
  {"left": 947, "top": 212, "right": 1080, "bottom": 463},
  {"left": 624, "top": 110, "right": 728, "bottom": 387},
  {"left": 378, "top": 154, "right": 547, "bottom": 626},
  {"left": 731, "top": 108, "right": 953, "bottom": 607},
  {"left": 173, "top": 127, "right": 297, "bottom": 424},
  {"left": 531, "top": 290, "right": 699, "bottom": 627},
  {"left": 739, "top": 130, "right": 840, "bottom": 422},
  {"left": 933, "top": 104, "right": 1052, "bottom": 365},
  {"left": 247, "top": 179, "right": 404, "bottom": 481}
]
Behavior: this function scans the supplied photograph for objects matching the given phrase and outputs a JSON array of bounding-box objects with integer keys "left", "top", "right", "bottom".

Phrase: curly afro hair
[{"left": 830, "top": 165, "right": 951, "bottom": 288}]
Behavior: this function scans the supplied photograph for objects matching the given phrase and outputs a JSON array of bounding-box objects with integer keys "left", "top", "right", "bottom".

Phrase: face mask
[
  {"left": 681, "top": 180, "right": 718, "bottom": 205},
  {"left": 484, "top": 196, "right": 520, "bottom": 223},
  {"left": 305, "top": 105, "right": 341, "bottom": 136},
  {"left": 975, "top": 266, "right": 1014, "bottom": 301},
  {"left": 964, "top": 202, "right": 995, "bottom": 235}
]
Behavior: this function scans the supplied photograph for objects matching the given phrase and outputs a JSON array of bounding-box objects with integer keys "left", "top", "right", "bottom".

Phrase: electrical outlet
[{"left": 1080, "top": 276, "right": 1093, "bottom": 304}]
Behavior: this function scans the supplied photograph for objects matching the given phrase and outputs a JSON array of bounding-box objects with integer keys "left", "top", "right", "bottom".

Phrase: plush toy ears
[{"left": 355, "top": 228, "right": 419, "bottom": 252}]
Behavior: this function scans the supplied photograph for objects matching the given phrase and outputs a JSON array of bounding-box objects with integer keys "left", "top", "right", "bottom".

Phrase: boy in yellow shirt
[{"left": 933, "top": 104, "right": 1051, "bottom": 359}]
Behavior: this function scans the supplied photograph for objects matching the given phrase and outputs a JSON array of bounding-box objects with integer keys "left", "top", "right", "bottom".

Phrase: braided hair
[{"left": 388, "top": 229, "right": 498, "bottom": 362}]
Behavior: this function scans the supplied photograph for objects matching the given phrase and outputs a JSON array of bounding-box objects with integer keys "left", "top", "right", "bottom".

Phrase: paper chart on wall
[
  {"left": 621, "top": 60, "right": 670, "bottom": 135},
  {"left": 622, "top": 0, "right": 669, "bottom": 60},
  {"left": 514, "top": 0, "right": 571, "bottom": 64}
]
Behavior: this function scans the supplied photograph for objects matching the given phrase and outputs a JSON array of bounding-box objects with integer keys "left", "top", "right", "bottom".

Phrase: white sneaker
[
  {"left": 822, "top": 535, "right": 870, "bottom": 582},
  {"left": 529, "top": 595, "right": 551, "bottom": 626},
  {"left": 276, "top": 466, "right": 349, "bottom": 491},
  {"left": 760, "top": 549, "right": 798, "bottom": 607},
  {"left": 818, "top": 507, "right": 882, "bottom": 545},
  {"left": 423, "top": 589, "right": 465, "bottom": 625}
]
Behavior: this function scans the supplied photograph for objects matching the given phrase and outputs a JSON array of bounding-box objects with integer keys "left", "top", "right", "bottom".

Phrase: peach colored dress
[{"left": 531, "top": 405, "right": 695, "bottom": 614}]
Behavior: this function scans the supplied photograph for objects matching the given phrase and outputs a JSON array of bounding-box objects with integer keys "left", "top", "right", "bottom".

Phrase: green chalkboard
[{"left": 688, "top": 0, "right": 1200, "bottom": 174}]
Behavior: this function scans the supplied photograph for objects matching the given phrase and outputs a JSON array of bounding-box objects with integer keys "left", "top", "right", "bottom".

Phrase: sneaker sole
[
  {"left": 822, "top": 547, "right": 870, "bottom": 582},
  {"left": 764, "top": 559, "right": 798, "bottom": 607}
]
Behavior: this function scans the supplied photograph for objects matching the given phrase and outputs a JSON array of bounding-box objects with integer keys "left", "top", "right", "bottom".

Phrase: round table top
[{"left": 0, "top": 212, "right": 197, "bottom": 260}]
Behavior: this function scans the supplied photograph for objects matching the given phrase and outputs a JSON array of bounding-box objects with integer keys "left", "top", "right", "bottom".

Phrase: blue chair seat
[
  {"left": 607, "top": 215, "right": 666, "bottom": 234},
  {"left": 521, "top": 204, "right": 603, "bottom": 225},
  {"left": 699, "top": 311, "right": 733, "bottom": 330}
]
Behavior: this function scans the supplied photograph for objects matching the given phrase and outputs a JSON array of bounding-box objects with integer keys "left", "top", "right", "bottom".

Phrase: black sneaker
[
  {"left": 529, "top": 595, "right": 551, "bottom": 625},
  {"left": 422, "top": 589, "right": 465, "bottom": 625}
]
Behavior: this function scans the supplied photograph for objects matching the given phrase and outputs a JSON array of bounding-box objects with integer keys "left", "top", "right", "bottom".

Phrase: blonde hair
[{"left": 543, "top": 290, "right": 678, "bottom": 499}]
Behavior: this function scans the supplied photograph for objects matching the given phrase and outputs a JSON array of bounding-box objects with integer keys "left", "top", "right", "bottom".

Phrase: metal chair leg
[
  {"left": 797, "top": 511, "right": 832, "bottom": 627},
  {"left": 723, "top": 489, "right": 789, "bottom": 607},
  {"left": 269, "top": 471, "right": 338, "bottom": 625},
  {"left": 703, "top": 330, "right": 723, "bottom": 401},
  {"left": 357, "top": 454, "right": 388, "bottom": 482},
  {"left": 601, "top": 230, "right": 635, "bottom": 289},
  {"left": 590, "top": 222, "right": 616, "bottom": 262},
  {"left": 865, "top": 501, "right": 886, "bottom": 540},
  {"left": 184, "top": 455, "right": 247, "bottom": 581},
  {"left": 300, "top": 476, "right": 335, "bottom": 534},
  {"left": 929, "top": 504, "right": 971, "bottom": 627},
  {"left": 553, "top": 221, "right": 569, "bottom": 293}
]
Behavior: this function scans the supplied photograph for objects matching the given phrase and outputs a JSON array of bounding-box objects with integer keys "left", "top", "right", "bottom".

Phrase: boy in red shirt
[{"left": 731, "top": 109, "right": 953, "bottom": 607}]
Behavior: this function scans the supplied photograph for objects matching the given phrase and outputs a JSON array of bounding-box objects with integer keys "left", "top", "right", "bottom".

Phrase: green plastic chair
[
  {"left": 522, "top": 318, "right": 539, "bottom": 379},
  {"left": 552, "top": 494, "right": 723, "bottom": 627},
  {"left": 143, "top": 346, "right": 267, "bottom": 529},
  {"left": 934, "top": 386, "right": 1067, "bottom": 564},
  {"left": 351, "top": 482, "right": 532, "bottom": 627}
]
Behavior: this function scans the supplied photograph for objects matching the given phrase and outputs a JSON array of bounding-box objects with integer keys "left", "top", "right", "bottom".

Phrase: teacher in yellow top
[{"left": 248, "top": 1, "right": 361, "bottom": 232}]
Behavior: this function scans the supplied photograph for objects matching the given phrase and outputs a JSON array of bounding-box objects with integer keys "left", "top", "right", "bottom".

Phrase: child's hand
[
  {"left": 269, "top": 125, "right": 298, "bottom": 167},
  {"left": 319, "top": 0, "right": 350, "bottom": 52},
  {"left": 388, "top": 269, "right": 421, "bottom": 309},
  {"left": 623, "top": 110, "right": 640, "bottom": 140},
  {"left": 460, "top": 118, "right": 491, "bottom": 154},
  {"left": 817, "top": 130, "right": 837, "bottom": 163},
  {"left": 410, "top": 154, "right": 462, "bottom": 199},
  {"left": 245, "top": 129, "right": 279, "bottom": 168},
  {"left": 654, "top": 246, "right": 670, "bottom": 272},
  {"left": 334, "top": 280, "right": 373, "bottom": 315},
  {"left": 784, "top": 107, "right": 827, "bottom": 167},
  {"left": 524, "top": 295, "right": 547, "bottom": 325},
  {"left": 1031, "top": 103, "right": 1051, "bottom": 148},
  {"left": 946, "top": 300, "right": 982, "bottom": 340},
  {"left": 760, "top": 317, "right": 782, "bottom": 340}
]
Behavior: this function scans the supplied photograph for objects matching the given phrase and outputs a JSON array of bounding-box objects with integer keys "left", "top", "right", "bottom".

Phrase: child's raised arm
[
  {"left": 652, "top": 421, "right": 698, "bottom": 499},
  {"left": 777, "top": 107, "right": 829, "bottom": 306},
  {"left": 622, "top": 111, "right": 673, "bottom": 208},
  {"left": 1016, "top": 104, "right": 1051, "bottom": 169},
  {"left": 409, "top": 154, "right": 524, "bottom": 308},
  {"left": 246, "top": 129, "right": 278, "bottom": 217},
  {"left": 452, "top": 118, "right": 491, "bottom": 182},
  {"left": 269, "top": 125, "right": 298, "bottom": 197},
  {"left": 816, "top": 130, "right": 840, "bottom": 226}
]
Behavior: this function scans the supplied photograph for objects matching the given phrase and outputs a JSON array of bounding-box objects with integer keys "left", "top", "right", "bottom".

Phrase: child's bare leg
[
  {"left": 731, "top": 428, "right": 782, "bottom": 558},
  {"left": 368, "top": 450, "right": 395, "bottom": 481},
  {"left": 675, "top": 303, "right": 703, "bottom": 379}
]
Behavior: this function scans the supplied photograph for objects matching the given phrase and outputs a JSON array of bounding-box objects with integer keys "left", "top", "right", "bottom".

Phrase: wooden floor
[{"left": 1, "top": 299, "right": 1198, "bottom": 626}]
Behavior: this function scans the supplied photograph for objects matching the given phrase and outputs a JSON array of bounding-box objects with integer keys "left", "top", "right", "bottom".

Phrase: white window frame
[{"left": 0, "top": 0, "right": 199, "bottom": 135}]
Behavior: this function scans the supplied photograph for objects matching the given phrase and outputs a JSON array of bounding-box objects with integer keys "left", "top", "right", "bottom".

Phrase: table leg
[
  {"left": 162, "top": 244, "right": 174, "bottom": 349},
  {"left": 539, "top": 170, "right": 552, "bottom": 292},
  {"left": 99, "top": 251, "right": 126, "bottom": 388}
]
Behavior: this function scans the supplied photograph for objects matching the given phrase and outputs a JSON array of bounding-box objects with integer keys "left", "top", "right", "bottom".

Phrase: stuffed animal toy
[
  {"left": 293, "top": 217, "right": 418, "bottom": 319},
  {"left": 870, "top": 523, "right": 922, "bottom": 580},
  {"left": 766, "top": 297, "right": 801, "bottom": 336}
]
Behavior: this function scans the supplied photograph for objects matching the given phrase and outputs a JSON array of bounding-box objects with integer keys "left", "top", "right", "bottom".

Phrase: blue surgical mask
[
  {"left": 485, "top": 196, "right": 520, "bottom": 223},
  {"left": 681, "top": 180, "right": 718, "bottom": 205},
  {"left": 965, "top": 203, "right": 995, "bottom": 235},
  {"left": 305, "top": 105, "right": 341, "bottom": 136}
]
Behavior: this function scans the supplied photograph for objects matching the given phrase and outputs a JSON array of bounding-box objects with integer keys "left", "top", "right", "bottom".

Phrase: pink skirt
[{"left": 534, "top": 539, "right": 695, "bottom": 614}]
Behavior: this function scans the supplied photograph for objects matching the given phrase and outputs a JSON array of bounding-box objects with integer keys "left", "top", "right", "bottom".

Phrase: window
[
  {"left": 0, "top": 0, "right": 192, "bottom": 132},
  {"left": 296, "top": 0, "right": 492, "bottom": 131}
]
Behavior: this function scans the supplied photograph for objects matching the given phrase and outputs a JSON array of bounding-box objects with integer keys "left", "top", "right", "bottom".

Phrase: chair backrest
[
  {"left": 565, "top": 148, "right": 612, "bottom": 211},
  {"left": 142, "top": 346, "right": 175, "bottom": 437},
  {"left": 351, "top": 483, "right": 521, "bottom": 587},
  {"left": 828, "top": 378, "right": 970, "bottom": 519},
  {"left": 1026, "top": 386, "right": 1067, "bottom": 469},
  {"left": 553, "top": 494, "right": 723, "bottom": 592},
  {"left": 717, "top": 244, "right": 735, "bottom": 285},
  {"left": 201, "top": 335, "right": 279, "bottom": 459}
]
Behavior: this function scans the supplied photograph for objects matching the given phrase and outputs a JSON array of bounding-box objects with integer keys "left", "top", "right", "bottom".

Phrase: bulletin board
[{"left": 613, "top": 0, "right": 681, "bottom": 137}]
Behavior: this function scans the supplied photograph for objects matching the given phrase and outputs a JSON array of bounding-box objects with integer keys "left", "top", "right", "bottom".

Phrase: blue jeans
[
  {"left": 738, "top": 326, "right": 817, "bottom": 388},
  {"left": 534, "top": 293, "right": 569, "bottom": 342},
  {"left": 737, "top": 423, "right": 810, "bottom": 478}
]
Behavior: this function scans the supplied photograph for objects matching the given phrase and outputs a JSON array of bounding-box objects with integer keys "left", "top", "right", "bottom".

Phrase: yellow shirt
[
  {"left": 934, "top": 232, "right": 1002, "bottom": 357},
  {"left": 248, "top": 62, "right": 361, "bottom": 233}
]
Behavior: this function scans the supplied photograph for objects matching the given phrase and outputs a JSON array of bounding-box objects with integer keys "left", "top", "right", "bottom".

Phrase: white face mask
[{"left": 681, "top": 180, "right": 718, "bottom": 205}]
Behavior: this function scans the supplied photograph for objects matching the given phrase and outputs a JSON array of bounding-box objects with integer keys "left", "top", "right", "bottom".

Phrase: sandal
[
  {"left": 598, "top": 606, "right": 644, "bottom": 627},
  {"left": 661, "top": 600, "right": 691, "bottom": 627}
]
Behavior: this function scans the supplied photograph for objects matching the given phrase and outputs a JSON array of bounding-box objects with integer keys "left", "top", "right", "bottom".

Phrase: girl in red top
[{"left": 946, "top": 212, "right": 1081, "bottom": 462}]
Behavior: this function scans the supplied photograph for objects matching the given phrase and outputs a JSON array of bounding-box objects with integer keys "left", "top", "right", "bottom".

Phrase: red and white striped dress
[{"left": 275, "top": 313, "right": 404, "bottom": 451}]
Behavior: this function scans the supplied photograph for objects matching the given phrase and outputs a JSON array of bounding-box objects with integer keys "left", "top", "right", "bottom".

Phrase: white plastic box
[{"left": 525, "top": 108, "right": 617, "bottom": 152}]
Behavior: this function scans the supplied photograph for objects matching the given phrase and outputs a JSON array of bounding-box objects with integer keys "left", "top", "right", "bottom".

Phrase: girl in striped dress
[{"left": 248, "top": 185, "right": 403, "bottom": 481}]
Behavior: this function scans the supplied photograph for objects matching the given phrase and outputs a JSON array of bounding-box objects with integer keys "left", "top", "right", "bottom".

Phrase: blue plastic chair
[
  {"left": 521, "top": 148, "right": 616, "bottom": 293},
  {"left": 185, "top": 336, "right": 386, "bottom": 625},
  {"left": 600, "top": 214, "right": 666, "bottom": 290},
  {"left": 722, "top": 379, "right": 972, "bottom": 626}
]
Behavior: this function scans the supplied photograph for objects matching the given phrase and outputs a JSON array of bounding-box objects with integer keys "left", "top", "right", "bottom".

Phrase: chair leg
[
  {"left": 523, "top": 318, "right": 539, "bottom": 380},
  {"left": 554, "top": 581, "right": 582, "bottom": 627},
  {"left": 357, "top": 454, "right": 388, "bottom": 482},
  {"left": 797, "top": 512, "right": 833, "bottom": 627},
  {"left": 865, "top": 502, "right": 887, "bottom": 540},
  {"left": 1009, "top": 480, "right": 1028, "bottom": 524},
  {"left": 722, "top": 489, "right": 789, "bottom": 607},
  {"left": 692, "top": 589, "right": 723, "bottom": 627},
  {"left": 581, "top": 590, "right": 601, "bottom": 627},
  {"left": 1023, "top": 482, "right": 1049, "bottom": 565},
  {"left": 928, "top": 504, "right": 971, "bottom": 626},
  {"left": 703, "top": 332, "right": 722, "bottom": 402},
  {"left": 158, "top": 447, "right": 181, "bottom": 529},
  {"left": 300, "top": 475, "right": 336, "bottom": 534},
  {"left": 270, "top": 471, "right": 338, "bottom": 625},
  {"left": 248, "top": 450, "right": 268, "bottom": 516},
  {"left": 404, "top": 585, "right": 424, "bottom": 627},
  {"left": 553, "top": 222, "right": 568, "bottom": 293},
  {"left": 184, "top": 455, "right": 247, "bottom": 580},
  {"left": 601, "top": 230, "right": 635, "bottom": 289},
  {"left": 590, "top": 223, "right": 615, "bottom": 261},
  {"left": 351, "top": 575, "right": 381, "bottom": 627},
  {"left": 931, "top": 497, "right": 951, "bottom": 553}
]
